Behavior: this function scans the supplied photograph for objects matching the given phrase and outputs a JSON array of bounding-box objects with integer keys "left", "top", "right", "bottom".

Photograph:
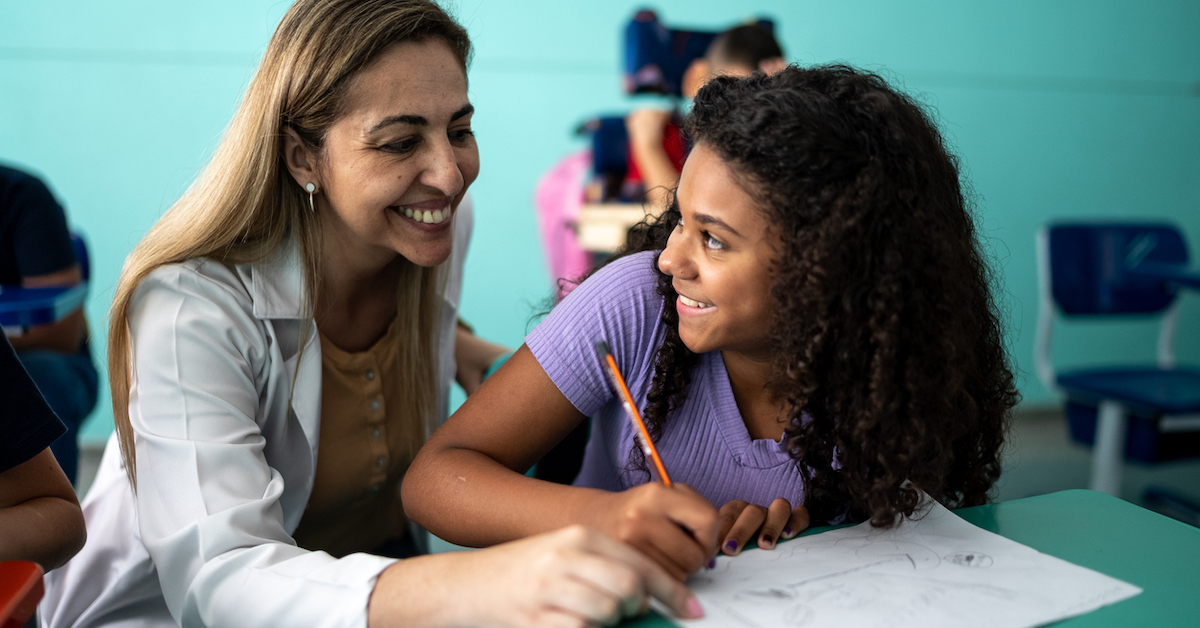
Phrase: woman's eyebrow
[
  {"left": 369, "top": 104, "right": 473, "bottom": 134},
  {"left": 694, "top": 212, "right": 742, "bottom": 238}
]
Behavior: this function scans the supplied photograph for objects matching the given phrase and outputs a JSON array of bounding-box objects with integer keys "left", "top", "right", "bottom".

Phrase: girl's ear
[{"left": 281, "top": 126, "right": 320, "bottom": 190}]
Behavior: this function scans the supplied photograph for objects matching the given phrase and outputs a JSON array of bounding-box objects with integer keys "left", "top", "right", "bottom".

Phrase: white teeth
[
  {"left": 680, "top": 295, "right": 712, "bottom": 309},
  {"left": 400, "top": 206, "right": 451, "bottom": 224}
]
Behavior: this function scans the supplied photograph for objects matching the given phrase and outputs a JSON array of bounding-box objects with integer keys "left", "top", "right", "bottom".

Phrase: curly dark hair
[{"left": 622, "top": 64, "right": 1019, "bottom": 527}]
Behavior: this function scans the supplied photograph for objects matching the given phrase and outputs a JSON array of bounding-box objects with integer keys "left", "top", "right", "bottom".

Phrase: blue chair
[
  {"left": 1034, "top": 222, "right": 1200, "bottom": 510},
  {"left": 0, "top": 233, "right": 89, "bottom": 331}
]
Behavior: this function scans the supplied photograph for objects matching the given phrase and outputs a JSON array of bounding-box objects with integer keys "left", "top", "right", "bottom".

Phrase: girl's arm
[{"left": 403, "top": 345, "right": 720, "bottom": 579}]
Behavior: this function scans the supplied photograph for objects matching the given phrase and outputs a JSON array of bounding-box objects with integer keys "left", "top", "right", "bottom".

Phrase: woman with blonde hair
[{"left": 39, "top": 1, "right": 703, "bottom": 626}]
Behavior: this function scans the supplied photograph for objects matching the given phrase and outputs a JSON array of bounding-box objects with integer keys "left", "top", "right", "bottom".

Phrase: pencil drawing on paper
[{"left": 682, "top": 499, "right": 1141, "bottom": 628}]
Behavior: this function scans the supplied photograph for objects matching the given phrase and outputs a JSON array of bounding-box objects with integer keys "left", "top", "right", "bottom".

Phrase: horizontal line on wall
[
  {"left": 0, "top": 46, "right": 257, "bottom": 67},
  {"left": 896, "top": 70, "right": 1200, "bottom": 98}
]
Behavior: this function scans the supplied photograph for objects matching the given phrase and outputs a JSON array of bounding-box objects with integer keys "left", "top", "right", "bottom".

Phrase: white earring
[{"left": 305, "top": 182, "right": 317, "bottom": 213}]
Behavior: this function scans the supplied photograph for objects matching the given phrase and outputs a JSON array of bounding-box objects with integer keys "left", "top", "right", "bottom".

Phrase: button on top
[
  {"left": 370, "top": 399, "right": 381, "bottom": 411},
  {"left": 365, "top": 369, "right": 376, "bottom": 381},
  {"left": 371, "top": 428, "right": 382, "bottom": 439},
  {"left": 376, "top": 456, "right": 387, "bottom": 468}
]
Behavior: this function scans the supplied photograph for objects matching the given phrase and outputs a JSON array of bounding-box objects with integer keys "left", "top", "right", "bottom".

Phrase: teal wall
[{"left": 2, "top": 1, "right": 1197, "bottom": 445}]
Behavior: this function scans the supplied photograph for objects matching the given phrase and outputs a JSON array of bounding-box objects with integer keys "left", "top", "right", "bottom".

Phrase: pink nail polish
[{"left": 686, "top": 596, "right": 705, "bottom": 618}]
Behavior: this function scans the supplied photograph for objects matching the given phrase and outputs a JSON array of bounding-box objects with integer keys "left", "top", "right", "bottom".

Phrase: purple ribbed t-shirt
[{"left": 526, "top": 251, "right": 806, "bottom": 509}]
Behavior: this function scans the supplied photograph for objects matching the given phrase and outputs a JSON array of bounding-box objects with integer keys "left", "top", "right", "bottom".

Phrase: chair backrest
[
  {"left": 1047, "top": 222, "right": 1186, "bottom": 316},
  {"left": 70, "top": 232, "right": 90, "bottom": 283},
  {"left": 1034, "top": 221, "right": 1188, "bottom": 390},
  {"left": 623, "top": 10, "right": 718, "bottom": 96}
]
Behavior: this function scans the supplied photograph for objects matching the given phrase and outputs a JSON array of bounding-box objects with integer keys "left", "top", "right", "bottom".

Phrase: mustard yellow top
[{"left": 292, "top": 317, "right": 414, "bottom": 557}]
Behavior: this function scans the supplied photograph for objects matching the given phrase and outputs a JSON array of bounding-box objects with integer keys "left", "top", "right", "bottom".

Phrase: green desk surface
[{"left": 627, "top": 489, "right": 1200, "bottom": 627}]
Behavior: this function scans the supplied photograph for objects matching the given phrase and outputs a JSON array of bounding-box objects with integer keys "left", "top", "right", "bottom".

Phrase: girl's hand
[
  {"left": 369, "top": 525, "right": 704, "bottom": 628},
  {"left": 596, "top": 483, "right": 720, "bottom": 581},
  {"left": 716, "top": 498, "right": 810, "bottom": 555}
]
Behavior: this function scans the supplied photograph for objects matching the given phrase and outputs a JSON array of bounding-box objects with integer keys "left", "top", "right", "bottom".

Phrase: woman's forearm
[{"left": 367, "top": 526, "right": 702, "bottom": 628}]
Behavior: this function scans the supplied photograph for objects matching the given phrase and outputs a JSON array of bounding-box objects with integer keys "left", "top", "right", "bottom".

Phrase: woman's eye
[
  {"left": 450, "top": 128, "right": 475, "bottom": 143},
  {"left": 704, "top": 232, "right": 725, "bottom": 250},
  {"left": 381, "top": 138, "right": 419, "bottom": 154}
]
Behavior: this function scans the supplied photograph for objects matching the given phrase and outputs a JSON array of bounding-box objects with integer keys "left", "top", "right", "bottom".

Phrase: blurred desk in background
[{"left": 576, "top": 203, "right": 656, "bottom": 253}]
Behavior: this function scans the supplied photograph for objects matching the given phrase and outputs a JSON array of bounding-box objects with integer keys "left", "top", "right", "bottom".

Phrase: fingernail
[
  {"left": 686, "top": 596, "right": 705, "bottom": 618},
  {"left": 725, "top": 539, "right": 738, "bottom": 552},
  {"left": 707, "top": 557, "right": 716, "bottom": 569},
  {"left": 761, "top": 534, "right": 774, "bottom": 547},
  {"left": 783, "top": 526, "right": 793, "bottom": 537}
]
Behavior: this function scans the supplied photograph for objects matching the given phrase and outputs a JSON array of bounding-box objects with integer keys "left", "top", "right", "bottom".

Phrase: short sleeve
[
  {"left": 526, "top": 251, "right": 666, "bottom": 417},
  {"left": 2, "top": 168, "right": 77, "bottom": 279},
  {"left": 0, "top": 335, "right": 65, "bottom": 473}
]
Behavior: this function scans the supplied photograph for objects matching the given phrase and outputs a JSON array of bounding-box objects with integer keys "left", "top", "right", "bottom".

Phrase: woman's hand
[
  {"left": 716, "top": 498, "right": 810, "bottom": 555},
  {"left": 454, "top": 324, "right": 511, "bottom": 395},
  {"left": 595, "top": 483, "right": 720, "bottom": 581},
  {"left": 369, "top": 525, "right": 703, "bottom": 628}
]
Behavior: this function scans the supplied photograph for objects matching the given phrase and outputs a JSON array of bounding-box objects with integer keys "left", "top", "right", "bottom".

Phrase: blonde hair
[{"left": 107, "top": 0, "right": 471, "bottom": 488}]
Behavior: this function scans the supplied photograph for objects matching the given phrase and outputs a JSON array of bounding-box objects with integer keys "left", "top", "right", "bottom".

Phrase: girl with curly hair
[{"left": 404, "top": 64, "right": 1020, "bottom": 580}]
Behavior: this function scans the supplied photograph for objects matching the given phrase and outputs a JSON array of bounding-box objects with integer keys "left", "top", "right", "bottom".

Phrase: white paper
[{"left": 676, "top": 499, "right": 1141, "bottom": 628}]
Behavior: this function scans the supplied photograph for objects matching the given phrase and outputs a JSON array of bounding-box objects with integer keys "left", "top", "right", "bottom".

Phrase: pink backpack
[{"left": 534, "top": 149, "right": 593, "bottom": 299}]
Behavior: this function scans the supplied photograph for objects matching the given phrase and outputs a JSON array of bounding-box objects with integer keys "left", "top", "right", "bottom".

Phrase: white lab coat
[{"left": 41, "top": 200, "right": 472, "bottom": 628}]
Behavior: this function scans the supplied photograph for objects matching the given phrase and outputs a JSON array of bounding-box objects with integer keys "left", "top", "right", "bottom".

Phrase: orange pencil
[{"left": 594, "top": 340, "right": 673, "bottom": 487}]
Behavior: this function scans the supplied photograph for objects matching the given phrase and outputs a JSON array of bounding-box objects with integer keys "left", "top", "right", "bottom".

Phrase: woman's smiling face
[
  {"left": 657, "top": 143, "right": 780, "bottom": 360},
  {"left": 315, "top": 38, "right": 479, "bottom": 269}
]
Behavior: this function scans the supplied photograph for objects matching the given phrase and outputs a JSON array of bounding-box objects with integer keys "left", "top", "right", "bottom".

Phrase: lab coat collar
[{"left": 249, "top": 235, "right": 307, "bottom": 320}]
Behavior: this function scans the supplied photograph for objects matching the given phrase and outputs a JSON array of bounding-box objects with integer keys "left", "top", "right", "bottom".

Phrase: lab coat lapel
[{"left": 246, "top": 237, "right": 324, "bottom": 516}]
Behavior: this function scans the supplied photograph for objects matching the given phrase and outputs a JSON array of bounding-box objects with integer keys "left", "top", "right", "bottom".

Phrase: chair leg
[{"left": 1090, "top": 400, "right": 1126, "bottom": 496}]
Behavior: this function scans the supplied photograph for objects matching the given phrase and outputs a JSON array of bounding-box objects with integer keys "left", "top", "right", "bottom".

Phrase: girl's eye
[
  {"left": 704, "top": 232, "right": 725, "bottom": 250},
  {"left": 450, "top": 128, "right": 475, "bottom": 143}
]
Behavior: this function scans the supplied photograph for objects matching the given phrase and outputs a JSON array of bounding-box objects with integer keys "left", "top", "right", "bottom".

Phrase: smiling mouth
[
  {"left": 395, "top": 204, "right": 452, "bottom": 225},
  {"left": 679, "top": 294, "right": 714, "bottom": 309}
]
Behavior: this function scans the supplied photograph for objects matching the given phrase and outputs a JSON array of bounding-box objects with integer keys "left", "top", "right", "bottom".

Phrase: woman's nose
[{"left": 419, "top": 139, "right": 465, "bottom": 197}]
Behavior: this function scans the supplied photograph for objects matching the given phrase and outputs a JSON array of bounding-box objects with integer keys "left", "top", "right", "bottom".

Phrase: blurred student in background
[
  {"left": 0, "top": 164, "right": 98, "bottom": 485},
  {"left": 0, "top": 333, "right": 86, "bottom": 571},
  {"left": 627, "top": 23, "right": 785, "bottom": 210}
]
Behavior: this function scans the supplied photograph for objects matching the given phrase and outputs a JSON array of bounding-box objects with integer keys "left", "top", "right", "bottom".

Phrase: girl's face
[
  {"left": 315, "top": 39, "right": 479, "bottom": 269},
  {"left": 658, "top": 144, "right": 780, "bottom": 360}
]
